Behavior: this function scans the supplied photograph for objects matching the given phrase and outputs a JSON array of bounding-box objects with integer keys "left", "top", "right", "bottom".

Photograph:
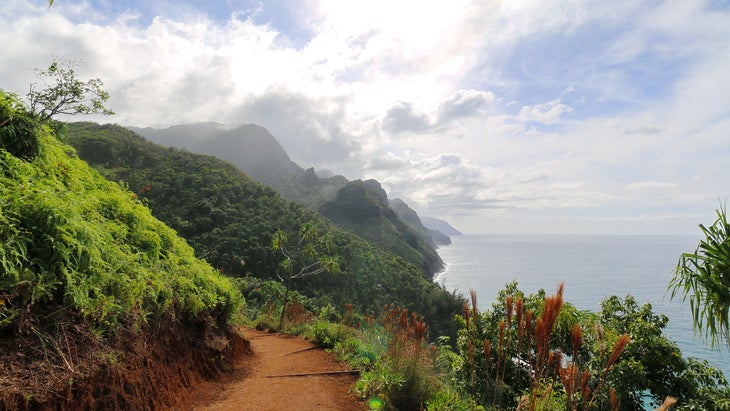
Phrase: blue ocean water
[{"left": 434, "top": 234, "right": 730, "bottom": 378}]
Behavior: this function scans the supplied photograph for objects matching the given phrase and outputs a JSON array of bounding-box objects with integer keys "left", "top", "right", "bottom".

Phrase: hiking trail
[{"left": 186, "top": 328, "right": 366, "bottom": 411}]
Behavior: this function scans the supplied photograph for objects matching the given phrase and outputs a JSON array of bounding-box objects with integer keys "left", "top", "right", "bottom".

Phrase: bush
[
  {"left": 304, "top": 321, "right": 351, "bottom": 349},
  {"left": 0, "top": 91, "right": 41, "bottom": 160},
  {"left": 1, "top": 89, "right": 243, "bottom": 336}
]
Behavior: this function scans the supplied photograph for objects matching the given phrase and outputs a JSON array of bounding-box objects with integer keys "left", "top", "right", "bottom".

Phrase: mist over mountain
[
  {"left": 131, "top": 123, "right": 304, "bottom": 184},
  {"left": 132, "top": 123, "right": 457, "bottom": 275},
  {"left": 420, "top": 216, "right": 463, "bottom": 237}
]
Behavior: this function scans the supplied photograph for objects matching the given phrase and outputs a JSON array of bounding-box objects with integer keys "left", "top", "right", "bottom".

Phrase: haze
[{"left": 2, "top": 0, "right": 729, "bottom": 235}]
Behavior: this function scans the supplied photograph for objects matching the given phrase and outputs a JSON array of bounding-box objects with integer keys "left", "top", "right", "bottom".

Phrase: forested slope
[
  {"left": 133, "top": 123, "right": 445, "bottom": 276},
  {"left": 66, "top": 122, "right": 464, "bottom": 339}
]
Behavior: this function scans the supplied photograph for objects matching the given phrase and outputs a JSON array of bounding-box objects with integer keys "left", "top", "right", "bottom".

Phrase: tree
[
  {"left": 670, "top": 204, "right": 730, "bottom": 349},
  {"left": 27, "top": 60, "right": 114, "bottom": 121},
  {"left": 272, "top": 222, "right": 340, "bottom": 329}
]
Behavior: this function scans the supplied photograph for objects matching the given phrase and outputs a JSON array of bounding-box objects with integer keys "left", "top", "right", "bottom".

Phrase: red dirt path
[{"left": 187, "top": 328, "right": 367, "bottom": 411}]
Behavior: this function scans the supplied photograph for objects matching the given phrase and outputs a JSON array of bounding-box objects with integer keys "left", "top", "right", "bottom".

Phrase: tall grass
[
  {"left": 457, "top": 285, "right": 630, "bottom": 410},
  {"left": 335, "top": 304, "right": 442, "bottom": 410}
]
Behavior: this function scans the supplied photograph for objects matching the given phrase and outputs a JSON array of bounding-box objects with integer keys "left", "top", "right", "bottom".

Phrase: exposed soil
[
  {"left": 185, "top": 328, "right": 366, "bottom": 411},
  {"left": 1, "top": 314, "right": 363, "bottom": 411},
  {"left": 0, "top": 311, "right": 249, "bottom": 410}
]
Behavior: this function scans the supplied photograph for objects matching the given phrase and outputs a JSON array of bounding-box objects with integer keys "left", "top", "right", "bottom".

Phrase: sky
[{"left": 2, "top": 0, "right": 729, "bottom": 235}]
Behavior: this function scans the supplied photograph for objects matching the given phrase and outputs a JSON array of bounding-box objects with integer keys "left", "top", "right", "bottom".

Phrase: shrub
[{"left": 1, "top": 89, "right": 243, "bottom": 336}]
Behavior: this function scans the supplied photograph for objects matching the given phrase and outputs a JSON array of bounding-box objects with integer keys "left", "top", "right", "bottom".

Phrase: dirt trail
[{"left": 187, "top": 328, "right": 366, "bottom": 411}]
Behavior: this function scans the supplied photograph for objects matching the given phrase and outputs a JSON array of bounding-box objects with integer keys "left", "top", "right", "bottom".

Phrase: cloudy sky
[{"left": 2, "top": 0, "right": 729, "bottom": 235}]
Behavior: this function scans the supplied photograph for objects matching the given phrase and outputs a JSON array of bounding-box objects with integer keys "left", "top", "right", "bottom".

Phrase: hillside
[
  {"left": 389, "top": 198, "right": 452, "bottom": 246},
  {"left": 0, "top": 92, "right": 246, "bottom": 409},
  {"left": 130, "top": 123, "right": 304, "bottom": 186},
  {"left": 132, "top": 123, "right": 448, "bottom": 275},
  {"left": 319, "top": 180, "right": 444, "bottom": 275},
  {"left": 66, "top": 122, "right": 463, "bottom": 339}
]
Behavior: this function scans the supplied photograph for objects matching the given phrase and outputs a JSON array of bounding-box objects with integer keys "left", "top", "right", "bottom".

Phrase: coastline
[{"left": 435, "top": 233, "right": 730, "bottom": 378}]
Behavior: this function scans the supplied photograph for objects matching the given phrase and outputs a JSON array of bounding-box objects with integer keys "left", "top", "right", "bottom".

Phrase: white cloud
[
  {"left": 517, "top": 99, "right": 574, "bottom": 125},
  {"left": 625, "top": 182, "right": 678, "bottom": 191},
  {"left": 1, "top": 0, "right": 729, "bottom": 234}
]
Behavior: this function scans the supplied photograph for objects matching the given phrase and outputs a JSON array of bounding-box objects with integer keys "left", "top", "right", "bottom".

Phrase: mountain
[
  {"left": 319, "top": 180, "right": 444, "bottom": 275},
  {"left": 389, "top": 198, "right": 452, "bottom": 246},
  {"left": 132, "top": 123, "right": 445, "bottom": 276},
  {"left": 420, "top": 216, "right": 463, "bottom": 236},
  {"left": 66, "top": 122, "right": 463, "bottom": 339},
  {"left": 132, "top": 123, "right": 304, "bottom": 184},
  {"left": 130, "top": 122, "right": 227, "bottom": 147}
]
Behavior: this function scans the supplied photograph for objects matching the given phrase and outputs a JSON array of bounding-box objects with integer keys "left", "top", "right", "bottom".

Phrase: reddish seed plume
[
  {"left": 595, "top": 322, "right": 605, "bottom": 355},
  {"left": 534, "top": 318, "right": 545, "bottom": 349},
  {"left": 470, "top": 289, "right": 480, "bottom": 330},
  {"left": 400, "top": 308, "right": 409, "bottom": 330},
  {"left": 515, "top": 297, "right": 524, "bottom": 351},
  {"left": 482, "top": 339, "right": 491, "bottom": 364},
  {"left": 580, "top": 370, "right": 591, "bottom": 401},
  {"left": 498, "top": 320, "right": 506, "bottom": 351},
  {"left": 559, "top": 364, "right": 578, "bottom": 406},
  {"left": 553, "top": 350, "right": 563, "bottom": 373},
  {"left": 463, "top": 303, "right": 471, "bottom": 332},
  {"left": 607, "top": 334, "right": 630, "bottom": 369},
  {"left": 506, "top": 295, "right": 514, "bottom": 326},
  {"left": 524, "top": 310, "right": 533, "bottom": 346},
  {"left": 610, "top": 387, "right": 619, "bottom": 411},
  {"left": 571, "top": 323, "right": 583, "bottom": 360},
  {"left": 541, "top": 283, "right": 564, "bottom": 339}
]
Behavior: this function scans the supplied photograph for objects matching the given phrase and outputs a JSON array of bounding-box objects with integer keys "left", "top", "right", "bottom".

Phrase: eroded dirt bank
[{"left": 0, "top": 314, "right": 249, "bottom": 410}]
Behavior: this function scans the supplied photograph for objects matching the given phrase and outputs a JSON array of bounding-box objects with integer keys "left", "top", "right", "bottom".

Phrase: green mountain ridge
[
  {"left": 132, "top": 122, "right": 449, "bottom": 276},
  {"left": 66, "top": 122, "right": 463, "bottom": 339},
  {"left": 129, "top": 123, "right": 304, "bottom": 185},
  {"left": 319, "top": 180, "right": 444, "bottom": 275},
  {"left": 420, "top": 216, "right": 463, "bottom": 237}
]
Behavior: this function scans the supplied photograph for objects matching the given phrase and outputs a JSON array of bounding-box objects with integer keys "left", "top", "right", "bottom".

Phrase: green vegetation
[
  {"left": 6, "top": 67, "right": 726, "bottom": 408},
  {"left": 319, "top": 179, "right": 443, "bottom": 276},
  {"left": 28, "top": 60, "right": 114, "bottom": 121},
  {"left": 670, "top": 204, "right": 730, "bottom": 349},
  {"left": 64, "top": 122, "right": 464, "bottom": 340},
  {"left": 1, "top": 89, "right": 246, "bottom": 407},
  {"left": 0, "top": 90, "right": 240, "bottom": 335},
  {"left": 131, "top": 123, "right": 446, "bottom": 277},
  {"left": 437, "top": 284, "right": 730, "bottom": 410},
  {"left": 239, "top": 277, "right": 728, "bottom": 410},
  {"left": 272, "top": 222, "right": 341, "bottom": 329}
]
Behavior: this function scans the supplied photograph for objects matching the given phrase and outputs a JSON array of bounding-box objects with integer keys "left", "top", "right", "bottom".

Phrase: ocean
[{"left": 434, "top": 234, "right": 730, "bottom": 378}]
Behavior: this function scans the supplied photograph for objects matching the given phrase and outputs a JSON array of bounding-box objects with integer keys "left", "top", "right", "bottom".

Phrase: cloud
[
  {"left": 625, "top": 181, "right": 678, "bottom": 191},
  {"left": 365, "top": 151, "right": 617, "bottom": 218},
  {"left": 623, "top": 126, "right": 662, "bottom": 135},
  {"left": 381, "top": 102, "right": 432, "bottom": 134},
  {"left": 226, "top": 88, "right": 361, "bottom": 172},
  {"left": 381, "top": 89, "right": 495, "bottom": 135},
  {"left": 517, "top": 99, "right": 574, "bottom": 125},
  {"left": 436, "top": 89, "right": 495, "bottom": 122},
  {"left": 1, "top": 0, "right": 729, "bottom": 234}
]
